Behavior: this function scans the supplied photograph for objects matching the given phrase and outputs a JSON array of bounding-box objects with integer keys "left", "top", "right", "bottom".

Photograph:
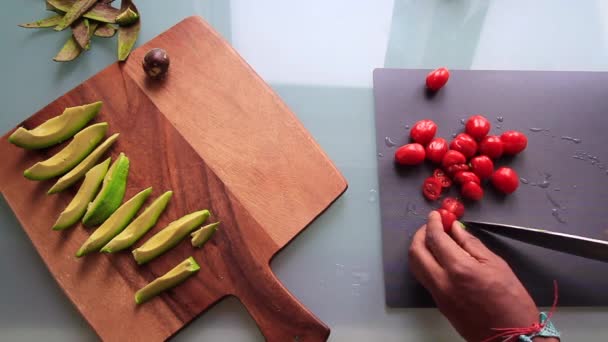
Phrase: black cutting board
[{"left": 373, "top": 68, "right": 608, "bottom": 308}]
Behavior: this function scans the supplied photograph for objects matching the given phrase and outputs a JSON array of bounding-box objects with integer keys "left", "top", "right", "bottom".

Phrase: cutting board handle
[{"left": 236, "top": 263, "right": 330, "bottom": 342}]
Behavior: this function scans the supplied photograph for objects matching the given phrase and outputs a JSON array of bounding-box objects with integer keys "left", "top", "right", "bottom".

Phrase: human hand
[{"left": 408, "top": 211, "right": 557, "bottom": 342}]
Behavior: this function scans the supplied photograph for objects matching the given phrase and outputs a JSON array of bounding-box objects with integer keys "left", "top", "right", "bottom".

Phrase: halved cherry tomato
[
  {"left": 410, "top": 120, "right": 437, "bottom": 145},
  {"left": 437, "top": 208, "right": 457, "bottom": 232},
  {"left": 433, "top": 168, "right": 452, "bottom": 188},
  {"left": 461, "top": 181, "right": 484, "bottom": 201},
  {"left": 491, "top": 167, "right": 519, "bottom": 194},
  {"left": 422, "top": 176, "right": 443, "bottom": 201},
  {"left": 426, "top": 137, "right": 449, "bottom": 164},
  {"left": 441, "top": 150, "right": 466, "bottom": 169},
  {"left": 470, "top": 155, "right": 494, "bottom": 179},
  {"left": 449, "top": 133, "right": 478, "bottom": 159},
  {"left": 500, "top": 131, "right": 528, "bottom": 155},
  {"left": 426, "top": 67, "right": 450, "bottom": 91},
  {"left": 479, "top": 135, "right": 504, "bottom": 159},
  {"left": 446, "top": 163, "right": 470, "bottom": 176},
  {"left": 441, "top": 197, "right": 465, "bottom": 219},
  {"left": 465, "top": 115, "right": 491, "bottom": 140},
  {"left": 454, "top": 171, "right": 480, "bottom": 185},
  {"left": 395, "top": 143, "right": 425, "bottom": 165}
]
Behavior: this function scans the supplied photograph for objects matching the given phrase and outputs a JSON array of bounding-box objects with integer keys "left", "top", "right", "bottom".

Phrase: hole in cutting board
[{"left": 175, "top": 296, "right": 263, "bottom": 341}]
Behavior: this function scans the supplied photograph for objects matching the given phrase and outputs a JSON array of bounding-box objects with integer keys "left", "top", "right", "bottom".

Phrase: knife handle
[{"left": 235, "top": 263, "right": 330, "bottom": 342}]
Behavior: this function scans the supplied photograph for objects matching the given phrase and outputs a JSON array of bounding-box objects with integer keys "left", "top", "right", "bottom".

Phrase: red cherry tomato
[
  {"left": 449, "top": 133, "right": 478, "bottom": 159},
  {"left": 422, "top": 176, "right": 443, "bottom": 201},
  {"left": 441, "top": 197, "right": 465, "bottom": 219},
  {"left": 479, "top": 135, "right": 504, "bottom": 159},
  {"left": 395, "top": 143, "right": 425, "bottom": 165},
  {"left": 500, "top": 130, "right": 528, "bottom": 155},
  {"left": 410, "top": 120, "right": 437, "bottom": 145},
  {"left": 426, "top": 138, "right": 448, "bottom": 164},
  {"left": 426, "top": 67, "right": 450, "bottom": 91},
  {"left": 441, "top": 150, "right": 466, "bottom": 169},
  {"left": 433, "top": 168, "right": 452, "bottom": 188},
  {"left": 465, "top": 115, "right": 491, "bottom": 140},
  {"left": 470, "top": 155, "right": 494, "bottom": 179},
  {"left": 491, "top": 167, "right": 519, "bottom": 194},
  {"left": 454, "top": 171, "right": 480, "bottom": 185},
  {"left": 461, "top": 181, "right": 484, "bottom": 201},
  {"left": 437, "top": 208, "right": 457, "bottom": 232},
  {"left": 446, "top": 163, "right": 470, "bottom": 176}
]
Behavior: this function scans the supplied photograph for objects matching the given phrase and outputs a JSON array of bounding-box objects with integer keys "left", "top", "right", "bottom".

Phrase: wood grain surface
[{"left": 0, "top": 17, "right": 346, "bottom": 342}]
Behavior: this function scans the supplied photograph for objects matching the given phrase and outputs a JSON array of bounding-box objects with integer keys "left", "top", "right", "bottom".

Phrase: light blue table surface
[{"left": 2, "top": 1, "right": 607, "bottom": 341}]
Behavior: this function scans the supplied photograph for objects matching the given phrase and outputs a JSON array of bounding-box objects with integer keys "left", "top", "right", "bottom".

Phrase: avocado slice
[
  {"left": 100, "top": 191, "right": 172, "bottom": 253},
  {"left": 82, "top": 153, "right": 130, "bottom": 227},
  {"left": 191, "top": 222, "right": 220, "bottom": 248},
  {"left": 76, "top": 187, "right": 152, "bottom": 257},
  {"left": 134, "top": 256, "right": 200, "bottom": 304},
  {"left": 8, "top": 101, "right": 102, "bottom": 149},
  {"left": 52, "top": 158, "right": 111, "bottom": 230},
  {"left": 48, "top": 133, "right": 119, "bottom": 194},
  {"left": 132, "top": 210, "right": 210, "bottom": 264},
  {"left": 24, "top": 123, "right": 108, "bottom": 180}
]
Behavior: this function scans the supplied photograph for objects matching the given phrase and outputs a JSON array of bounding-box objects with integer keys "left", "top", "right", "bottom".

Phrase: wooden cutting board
[{"left": 0, "top": 16, "right": 347, "bottom": 341}]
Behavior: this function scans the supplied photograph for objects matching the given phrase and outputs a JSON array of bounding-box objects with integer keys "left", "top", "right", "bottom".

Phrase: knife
[{"left": 462, "top": 221, "right": 608, "bottom": 263}]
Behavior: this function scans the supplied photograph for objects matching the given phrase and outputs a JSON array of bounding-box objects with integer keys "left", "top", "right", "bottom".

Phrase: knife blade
[{"left": 463, "top": 221, "right": 608, "bottom": 263}]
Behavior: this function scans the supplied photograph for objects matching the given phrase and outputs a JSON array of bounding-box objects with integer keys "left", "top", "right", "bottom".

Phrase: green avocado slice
[
  {"left": 132, "top": 210, "right": 210, "bottom": 265},
  {"left": 135, "top": 256, "right": 200, "bottom": 304},
  {"left": 100, "top": 190, "right": 172, "bottom": 253},
  {"left": 191, "top": 222, "right": 220, "bottom": 248},
  {"left": 76, "top": 187, "right": 152, "bottom": 257},
  {"left": 82, "top": 153, "right": 129, "bottom": 227},
  {"left": 24, "top": 122, "right": 108, "bottom": 180},
  {"left": 48, "top": 133, "right": 119, "bottom": 194},
  {"left": 8, "top": 101, "right": 102, "bottom": 149},
  {"left": 52, "top": 158, "right": 110, "bottom": 230}
]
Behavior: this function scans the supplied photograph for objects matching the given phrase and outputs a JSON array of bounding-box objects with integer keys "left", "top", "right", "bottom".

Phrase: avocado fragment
[
  {"left": 115, "top": 8, "right": 139, "bottom": 26},
  {"left": 8, "top": 101, "right": 101, "bottom": 149},
  {"left": 132, "top": 210, "right": 210, "bottom": 265},
  {"left": 47, "top": 0, "right": 121, "bottom": 24},
  {"left": 76, "top": 187, "right": 152, "bottom": 257},
  {"left": 24, "top": 122, "right": 108, "bottom": 181},
  {"left": 18, "top": 15, "right": 63, "bottom": 28},
  {"left": 101, "top": 191, "right": 172, "bottom": 253},
  {"left": 117, "top": 0, "right": 140, "bottom": 61},
  {"left": 135, "top": 256, "right": 200, "bottom": 304},
  {"left": 54, "top": 0, "right": 98, "bottom": 31},
  {"left": 94, "top": 23, "right": 116, "bottom": 38},
  {"left": 48, "top": 133, "right": 119, "bottom": 194},
  {"left": 52, "top": 158, "right": 110, "bottom": 230},
  {"left": 191, "top": 222, "right": 220, "bottom": 248},
  {"left": 82, "top": 153, "right": 130, "bottom": 227}
]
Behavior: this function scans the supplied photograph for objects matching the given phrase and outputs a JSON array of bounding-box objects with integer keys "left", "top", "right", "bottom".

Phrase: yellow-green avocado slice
[
  {"left": 24, "top": 122, "right": 108, "bottom": 180},
  {"left": 132, "top": 210, "right": 210, "bottom": 264},
  {"left": 8, "top": 101, "right": 102, "bottom": 149},
  {"left": 191, "top": 222, "right": 220, "bottom": 247},
  {"left": 101, "top": 191, "right": 172, "bottom": 253},
  {"left": 52, "top": 158, "right": 111, "bottom": 230},
  {"left": 135, "top": 256, "right": 200, "bottom": 304},
  {"left": 48, "top": 133, "right": 119, "bottom": 194},
  {"left": 82, "top": 152, "right": 129, "bottom": 227},
  {"left": 76, "top": 187, "right": 152, "bottom": 257}
]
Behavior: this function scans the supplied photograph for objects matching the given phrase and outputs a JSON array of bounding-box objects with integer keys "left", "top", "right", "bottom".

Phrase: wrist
[{"left": 533, "top": 338, "right": 560, "bottom": 342}]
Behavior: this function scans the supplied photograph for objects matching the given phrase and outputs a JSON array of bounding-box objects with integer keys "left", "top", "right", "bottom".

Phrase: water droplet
[
  {"left": 546, "top": 192, "right": 562, "bottom": 209},
  {"left": 452, "top": 133, "right": 457, "bottom": 138},
  {"left": 460, "top": 118, "right": 466, "bottom": 125},
  {"left": 405, "top": 124, "right": 410, "bottom": 129},
  {"left": 552, "top": 209, "right": 567, "bottom": 223},
  {"left": 520, "top": 177, "right": 529, "bottom": 184},
  {"left": 573, "top": 185, "right": 578, "bottom": 188},
  {"left": 385, "top": 136, "right": 397, "bottom": 147},
  {"left": 369, "top": 189, "right": 377, "bottom": 202},
  {"left": 572, "top": 155, "right": 586, "bottom": 160},
  {"left": 496, "top": 125, "right": 503, "bottom": 130},
  {"left": 561, "top": 136, "right": 582, "bottom": 144},
  {"left": 407, "top": 202, "right": 419, "bottom": 216},
  {"left": 598, "top": 164, "right": 605, "bottom": 170},
  {"left": 377, "top": 152, "right": 384, "bottom": 158},
  {"left": 497, "top": 116, "right": 504, "bottom": 122},
  {"left": 538, "top": 181, "right": 550, "bottom": 188},
  {"left": 335, "top": 264, "right": 345, "bottom": 276},
  {"left": 529, "top": 127, "right": 544, "bottom": 132},
  {"left": 554, "top": 188, "right": 561, "bottom": 192}
]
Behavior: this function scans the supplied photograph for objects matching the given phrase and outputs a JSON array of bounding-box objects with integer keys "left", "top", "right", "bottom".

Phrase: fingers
[
  {"left": 449, "top": 221, "right": 494, "bottom": 262},
  {"left": 425, "top": 211, "right": 471, "bottom": 269},
  {"left": 409, "top": 225, "right": 446, "bottom": 291}
]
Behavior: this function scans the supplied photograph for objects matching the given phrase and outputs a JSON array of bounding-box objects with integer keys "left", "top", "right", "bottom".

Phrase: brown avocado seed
[{"left": 142, "top": 48, "right": 170, "bottom": 79}]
